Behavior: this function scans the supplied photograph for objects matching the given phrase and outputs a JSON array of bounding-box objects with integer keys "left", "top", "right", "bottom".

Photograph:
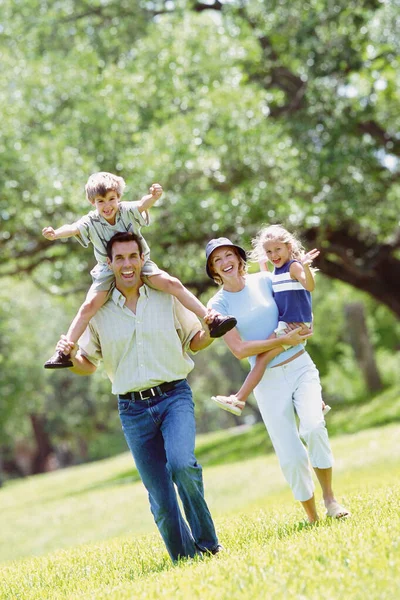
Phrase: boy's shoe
[
  {"left": 211, "top": 395, "right": 244, "bottom": 416},
  {"left": 208, "top": 315, "right": 237, "bottom": 338},
  {"left": 44, "top": 351, "right": 73, "bottom": 369}
]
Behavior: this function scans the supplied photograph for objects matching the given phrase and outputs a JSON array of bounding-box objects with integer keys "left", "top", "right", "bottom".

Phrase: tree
[
  {"left": 1, "top": 0, "right": 399, "bottom": 475},
  {"left": 1, "top": 0, "right": 399, "bottom": 315}
]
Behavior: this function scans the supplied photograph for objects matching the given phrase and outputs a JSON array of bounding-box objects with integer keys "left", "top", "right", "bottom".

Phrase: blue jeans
[{"left": 118, "top": 379, "right": 218, "bottom": 561}]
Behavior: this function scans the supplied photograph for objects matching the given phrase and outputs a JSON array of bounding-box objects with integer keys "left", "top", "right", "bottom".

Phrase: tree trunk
[
  {"left": 344, "top": 302, "right": 383, "bottom": 393},
  {"left": 30, "top": 414, "right": 55, "bottom": 474}
]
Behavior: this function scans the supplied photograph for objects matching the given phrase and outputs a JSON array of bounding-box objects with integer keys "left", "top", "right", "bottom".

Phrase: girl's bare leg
[{"left": 212, "top": 347, "right": 283, "bottom": 415}]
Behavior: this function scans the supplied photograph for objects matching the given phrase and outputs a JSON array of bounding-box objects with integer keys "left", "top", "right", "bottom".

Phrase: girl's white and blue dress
[{"left": 272, "top": 259, "right": 312, "bottom": 343}]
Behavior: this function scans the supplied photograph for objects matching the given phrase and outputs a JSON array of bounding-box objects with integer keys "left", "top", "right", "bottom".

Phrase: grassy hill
[{"left": 2, "top": 402, "right": 400, "bottom": 598}]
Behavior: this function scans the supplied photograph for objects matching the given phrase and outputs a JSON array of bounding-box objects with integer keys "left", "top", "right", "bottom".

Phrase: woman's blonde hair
[
  {"left": 250, "top": 224, "right": 306, "bottom": 263},
  {"left": 208, "top": 247, "right": 248, "bottom": 285}
]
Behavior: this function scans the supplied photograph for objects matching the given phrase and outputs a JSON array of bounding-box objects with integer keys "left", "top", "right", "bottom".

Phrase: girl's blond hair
[{"left": 249, "top": 224, "right": 306, "bottom": 263}]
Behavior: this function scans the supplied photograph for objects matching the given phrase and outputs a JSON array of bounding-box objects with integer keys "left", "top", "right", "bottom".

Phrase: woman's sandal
[
  {"left": 326, "top": 501, "right": 351, "bottom": 519},
  {"left": 211, "top": 395, "right": 244, "bottom": 416}
]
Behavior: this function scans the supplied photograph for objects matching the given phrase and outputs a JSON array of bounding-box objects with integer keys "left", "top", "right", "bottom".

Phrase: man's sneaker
[
  {"left": 198, "top": 544, "right": 224, "bottom": 556},
  {"left": 44, "top": 350, "right": 73, "bottom": 369},
  {"left": 208, "top": 315, "right": 237, "bottom": 338}
]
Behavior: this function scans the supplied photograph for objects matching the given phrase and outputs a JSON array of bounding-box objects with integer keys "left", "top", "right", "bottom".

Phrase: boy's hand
[
  {"left": 302, "top": 248, "right": 320, "bottom": 266},
  {"left": 42, "top": 227, "right": 57, "bottom": 240},
  {"left": 149, "top": 183, "right": 163, "bottom": 200}
]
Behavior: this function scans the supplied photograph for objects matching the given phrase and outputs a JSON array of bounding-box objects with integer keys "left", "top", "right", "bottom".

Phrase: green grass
[
  {"left": 2, "top": 421, "right": 400, "bottom": 599},
  {"left": 88, "top": 382, "right": 400, "bottom": 475}
]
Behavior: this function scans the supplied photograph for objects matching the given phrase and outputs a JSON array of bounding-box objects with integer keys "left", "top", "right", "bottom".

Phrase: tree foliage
[
  {"left": 0, "top": 0, "right": 399, "bottom": 312},
  {"left": 0, "top": 0, "right": 399, "bottom": 474}
]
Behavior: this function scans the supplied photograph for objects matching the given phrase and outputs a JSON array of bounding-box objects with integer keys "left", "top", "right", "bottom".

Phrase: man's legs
[
  {"left": 118, "top": 397, "right": 197, "bottom": 562},
  {"left": 160, "top": 381, "right": 219, "bottom": 553}
]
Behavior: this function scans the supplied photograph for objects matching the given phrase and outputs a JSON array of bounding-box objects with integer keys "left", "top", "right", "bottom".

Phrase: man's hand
[
  {"left": 42, "top": 227, "right": 57, "bottom": 240},
  {"left": 149, "top": 183, "right": 163, "bottom": 200},
  {"left": 187, "top": 307, "right": 217, "bottom": 351},
  {"left": 203, "top": 308, "right": 219, "bottom": 326},
  {"left": 56, "top": 335, "right": 78, "bottom": 359}
]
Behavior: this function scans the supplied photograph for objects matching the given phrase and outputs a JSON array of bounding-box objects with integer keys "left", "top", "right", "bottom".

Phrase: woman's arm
[{"left": 222, "top": 327, "right": 310, "bottom": 360}]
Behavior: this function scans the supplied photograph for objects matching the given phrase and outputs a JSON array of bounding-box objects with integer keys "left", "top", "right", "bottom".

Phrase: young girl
[
  {"left": 43, "top": 171, "right": 236, "bottom": 368},
  {"left": 212, "top": 225, "right": 330, "bottom": 416}
]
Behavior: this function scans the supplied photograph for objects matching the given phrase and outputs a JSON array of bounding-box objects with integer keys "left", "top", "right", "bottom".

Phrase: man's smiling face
[{"left": 107, "top": 240, "right": 144, "bottom": 291}]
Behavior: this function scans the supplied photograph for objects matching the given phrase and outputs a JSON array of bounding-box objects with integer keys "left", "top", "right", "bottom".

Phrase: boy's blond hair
[
  {"left": 250, "top": 224, "right": 306, "bottom": 263},
  {"left": 85, "top": 172, "right": 126, "bottom": 203}
]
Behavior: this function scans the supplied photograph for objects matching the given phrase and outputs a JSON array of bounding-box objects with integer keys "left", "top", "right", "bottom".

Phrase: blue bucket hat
[{"left": 205, "top": 237, "right": 247, "bottom": 279}]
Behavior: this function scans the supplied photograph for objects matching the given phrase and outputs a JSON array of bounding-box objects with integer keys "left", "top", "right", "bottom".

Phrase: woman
[{"left": 205, "top": 236, "right": 349, "bottom": 522}]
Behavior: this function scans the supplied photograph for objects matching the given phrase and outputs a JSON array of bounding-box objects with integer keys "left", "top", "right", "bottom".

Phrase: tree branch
[{"left": 304, "top": 224, "right": 400, "bottom": 317}]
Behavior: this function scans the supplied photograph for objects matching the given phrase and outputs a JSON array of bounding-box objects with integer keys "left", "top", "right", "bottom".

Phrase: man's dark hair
[{"left": 106, "top": 232, "right": 144, "bottom": 260}]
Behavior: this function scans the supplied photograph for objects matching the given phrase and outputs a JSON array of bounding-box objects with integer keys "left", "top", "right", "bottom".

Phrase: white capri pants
[{"left": 253, "top": 351, "right": 333, "bottom": 502}]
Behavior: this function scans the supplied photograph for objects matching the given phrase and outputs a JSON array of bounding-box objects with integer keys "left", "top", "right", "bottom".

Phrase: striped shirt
[
  {"left": 271, "top": 260, "right": 312, "bottom": 322},
  {"left": 73, "top": 201, "right": 151, "bottom": 264},
  {"left": 78, "top": 285, "right": 202, "bottom": 395}
]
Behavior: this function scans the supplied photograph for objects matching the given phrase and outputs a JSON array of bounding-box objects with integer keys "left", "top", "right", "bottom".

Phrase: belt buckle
[{"left": 139, "top": 387, "right": 156, "bottom": 401}]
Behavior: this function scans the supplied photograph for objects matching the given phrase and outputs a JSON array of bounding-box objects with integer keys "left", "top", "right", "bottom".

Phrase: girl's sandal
[{"left": 211, "top": 395, "right": 244, "bottom": 416}]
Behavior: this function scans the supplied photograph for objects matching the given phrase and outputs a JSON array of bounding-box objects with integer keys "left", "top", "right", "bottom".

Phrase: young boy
[{"left": 43, "top": 172, "right": 236, "bottom": 368}]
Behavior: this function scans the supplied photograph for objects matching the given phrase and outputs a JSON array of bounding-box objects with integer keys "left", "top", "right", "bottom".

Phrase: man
[{"left": 56, "top": 231, "right": 220, "bottom": 562}]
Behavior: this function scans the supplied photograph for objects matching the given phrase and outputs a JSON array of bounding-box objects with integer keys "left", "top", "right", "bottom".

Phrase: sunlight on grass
[
  {"left": 2, "top": 482, "right": 400, "bottom": 599},
  {"left": 2, "top": 424, "right": 400, "bottom": 598}
]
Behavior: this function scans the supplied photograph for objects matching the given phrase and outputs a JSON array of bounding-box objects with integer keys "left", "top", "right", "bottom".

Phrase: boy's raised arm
[
  {"left": 42, "top": 223, "right": 80, "bottom": 240},
  {"left": 136, "top": 183, "right": 163, "bottom": 214}
]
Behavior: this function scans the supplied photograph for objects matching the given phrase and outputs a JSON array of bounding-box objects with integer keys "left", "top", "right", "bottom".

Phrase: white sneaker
[{"left": 322, "top": 404, "right": 331, "bottom": 416}]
